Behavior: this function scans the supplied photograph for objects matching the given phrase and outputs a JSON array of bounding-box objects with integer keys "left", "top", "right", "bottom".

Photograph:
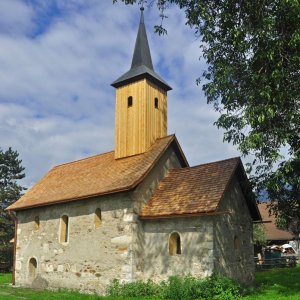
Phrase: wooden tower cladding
[
  {"left": 115, "top": 79, "right": 167, "bottom": 159},
  {"left": 111, "top": 8, "right": 171, "bottom": 159}
]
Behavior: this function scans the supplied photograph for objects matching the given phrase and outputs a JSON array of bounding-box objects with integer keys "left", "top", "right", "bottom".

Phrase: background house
[{"left": 258, "top": 203, "right": 294, "bottom": 246}]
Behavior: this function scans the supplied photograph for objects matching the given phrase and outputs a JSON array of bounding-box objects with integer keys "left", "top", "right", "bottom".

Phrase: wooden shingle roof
[
  {"left": 8, "top": 135, "right": 187, "bottom": 211},
  {"left": 140, "top": 157, "right": 260, "bottom": 220}
]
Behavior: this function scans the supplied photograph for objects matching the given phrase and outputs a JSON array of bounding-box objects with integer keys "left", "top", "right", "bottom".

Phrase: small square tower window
[
  {"left": 154, "top": 97, "right": 158, "bottom": 109},
  {"left": 128, "top": 96, "right": 133, "bottom": 107}
]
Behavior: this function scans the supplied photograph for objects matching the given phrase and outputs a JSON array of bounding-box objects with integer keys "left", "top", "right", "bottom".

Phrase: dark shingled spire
[
  {"left": 111, "top": 7, "right": 172, "bottom": 91},
  {"left": 130, "top": 7, "right": 153, "bottom": 70}
]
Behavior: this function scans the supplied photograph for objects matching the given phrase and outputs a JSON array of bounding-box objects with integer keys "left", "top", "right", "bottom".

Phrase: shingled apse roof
[
  {"left": 140, "top": 157, "right": 261, "bottom": 220},
  {"left": 8, "top": 135, "right": 186, "bottom": 211}
]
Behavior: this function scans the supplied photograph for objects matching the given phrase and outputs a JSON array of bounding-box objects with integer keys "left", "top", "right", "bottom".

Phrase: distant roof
[
  {"left": 258, "top": 203, "right": 294, "bottom": 241},
  {"left": 111, "top": 8, "right": 172, "bottom": 91},
  {"left": 140, "top": 157, "right": 261, "bottom": 220},
  {"left": 7, "top": 135, "right": 188, "bottom": 211}
]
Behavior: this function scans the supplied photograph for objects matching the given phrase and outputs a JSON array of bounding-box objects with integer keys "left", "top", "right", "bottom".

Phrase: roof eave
[
  {"left": 111, "top": 72, "right": 172, "bottom": 91},
  {"left": 171, "top": 135, "right": 189, "bottom": 167},
  {"left": 139, "top": 210, "right": 230, "bottom": 220},
  {"left": 6, "top": 185, "right": 136, "bottom": 212}
]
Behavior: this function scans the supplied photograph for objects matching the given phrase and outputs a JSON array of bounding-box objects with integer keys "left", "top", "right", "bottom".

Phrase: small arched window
[
  {"left": 60, "top": 215, "right": 69, "bottom": 243},
  {"left": 34, "top": 216, "right": 40, "bottom": 231},
  {"left": 169, "top": 232, "right": 181, "bottom": 256},
  {"left": 154, "top": 97, "right": 158, "bottom": 109},
  {"left": 94, "top": 208, "right": 102, "bottom": 228},
  {"left": 234, "top": 236, "right": 240, "bottom": 250},
  {"left": 128, "top": 96, "right": 133, "bottom": 107},
  {"left": 28, "top": 257, "right": 37, "bottom": 279}
]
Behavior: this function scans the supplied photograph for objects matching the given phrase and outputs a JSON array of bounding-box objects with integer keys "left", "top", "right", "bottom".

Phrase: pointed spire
[
  {"left": 111, "top": 7, "right": 171, "bottom": 91},
  {"left": 130, "top": 7, "right": 154, "bottom": 70}
]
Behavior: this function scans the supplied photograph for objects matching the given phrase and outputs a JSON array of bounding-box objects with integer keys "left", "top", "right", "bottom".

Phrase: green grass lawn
[
  {"left": 0, "top": 266, "right": 300, "bottom": 299},
  {"left": 0, "top": 274, "right": 149, "bottom": 300},
  {"left": 243, "top": 264, "right": 300, "bottom": 300}
]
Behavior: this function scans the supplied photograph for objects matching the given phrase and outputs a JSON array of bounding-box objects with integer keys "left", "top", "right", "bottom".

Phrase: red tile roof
[{"left": 8, "top": 135, "right": 188, "bottom": 211}]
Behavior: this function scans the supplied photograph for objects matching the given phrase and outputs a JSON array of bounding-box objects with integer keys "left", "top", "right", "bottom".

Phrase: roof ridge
[
  {"left": 157, "top": 133, "right": 175, "bottom": 140},
  {"left": 115, "top": 134, "right": 175, "bottom": 161},
  {"left": 49, "top": 135, "right": 175, "bottom": 168},
  {"left": 53, "top": 150, "right": 114, "bottom": 169},
  {"left": 169, "top": 156, "right": 240, "bottom": 173},
  {"left": 127, "top": 134, "right": 176, "bottom": 188}
]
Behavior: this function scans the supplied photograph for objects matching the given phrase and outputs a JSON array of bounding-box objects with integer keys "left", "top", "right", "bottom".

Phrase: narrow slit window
[
  {"left": 34, "top": 216, "right": 40, "bottom": 231},
  {"left": 154, "top": 97, "right": 158, "bottom": 109},
  {"left": 128, "top": 96, "right": 133, "bottom": 107},
  {"left": 94, "top": 208, "right": 102, "bottom": 228},
  {"left": 234, "top": 236, "right": 240, "bottom": 250},
  {"left": 28, "top": 257, "right": 37, "bottom": 279},
  {"left": 169, "top": 232, "right": 181, "bottom": 256},
  {"left": 60, "top": 215, "right": 69, "bottom": 243}
]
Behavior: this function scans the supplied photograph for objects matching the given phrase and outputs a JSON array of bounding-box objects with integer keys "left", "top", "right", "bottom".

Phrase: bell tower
[{"left": 111, "top": 7, "right": 172, "bottom": 159}]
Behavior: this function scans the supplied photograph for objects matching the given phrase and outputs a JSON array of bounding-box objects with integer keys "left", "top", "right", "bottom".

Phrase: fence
[
  {"left": 255, "top": 256, "right": 298, "bottom": 271},
  {"left": 0, "top": 262, "right": 10, "bottom": 273}
]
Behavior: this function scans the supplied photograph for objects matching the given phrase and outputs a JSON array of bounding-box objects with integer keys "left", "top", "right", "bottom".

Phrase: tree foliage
[
  {"left": 253, "top": 223, "right": 267, "bottom": 246},
  {"left": 115, "top": 0, "right": 300, "bottom": 227},
  {"left": 0, "top": 148, "right": 25, "bottom": 264}
]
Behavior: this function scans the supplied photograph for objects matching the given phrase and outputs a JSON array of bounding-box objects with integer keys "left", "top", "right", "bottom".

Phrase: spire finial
[{"left": 140, "top": 5, "right": 144, "bottom": 23}]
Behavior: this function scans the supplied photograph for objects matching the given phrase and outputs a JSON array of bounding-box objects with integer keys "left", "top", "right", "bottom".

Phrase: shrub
[
  {"left": 197, "top": 274, "right": 242, "bottom": 300},
  {"left": 107, "top": 274, "right": 242, "bottom": 300},
  {"left": 161, "top": 275, "right": 202, "bottom": 300},
  {"left": 161, "top": 274, "right": 241, "bottom": 300},
  {"left": 107, "top": 278, "right": 160, "bottom": 297}
]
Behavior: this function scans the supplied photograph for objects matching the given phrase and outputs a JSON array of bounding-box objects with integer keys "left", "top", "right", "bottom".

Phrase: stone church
[{"left": 7, "top": 8, "right": 261, "bottom": 293}]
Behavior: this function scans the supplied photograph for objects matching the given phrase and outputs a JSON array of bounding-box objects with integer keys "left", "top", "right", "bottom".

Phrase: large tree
[
  {"left": 0, "top": 148, "right": 25, "bottom": 265},
  {"left": 115, "top": 0, "right": 300, "bottom": 227}
]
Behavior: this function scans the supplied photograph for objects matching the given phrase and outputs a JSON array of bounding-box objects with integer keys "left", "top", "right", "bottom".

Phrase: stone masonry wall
[
  {"left": 213, "top": 176, "right": 255, "bottom": 285},
  {"left": 15, "top": 193, "right": 134, "bottom": 294},
  {"left": 131, "top": 146, "right": 183, "bottom": 280},
  {"left": 141, "top": 217, "right": 214, "bottom": 281},
  {"left": 14, "top": 145, "right": 183, "bottom": 293}
]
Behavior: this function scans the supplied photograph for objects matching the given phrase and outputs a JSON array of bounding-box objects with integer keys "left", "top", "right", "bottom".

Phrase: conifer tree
[{"left": 0, "top": 147, "right": 25, "bottom": 266}]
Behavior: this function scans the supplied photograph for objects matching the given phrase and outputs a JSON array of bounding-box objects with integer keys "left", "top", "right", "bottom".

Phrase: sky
[{"left": 0, "top": 0, "right": 242, "bottom": 188}]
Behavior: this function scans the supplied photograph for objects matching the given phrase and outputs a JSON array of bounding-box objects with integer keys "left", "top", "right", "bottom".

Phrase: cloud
[
  {"left": 0, "top": 0, "right": 34, "bottom": 36},
  {"left": 0, "top": 2, "right": 242, "bottom": 188}
]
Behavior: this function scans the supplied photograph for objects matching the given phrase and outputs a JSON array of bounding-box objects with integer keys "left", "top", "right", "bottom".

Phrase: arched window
[
  {"left": 154, "top": 97, "right": 158, "bottom": 109},
  {"left": 234, "top": 236, "right": 240, "bottom": 250},
  {"left": 34, "top": 216, "right": 40, "bottom": 231},
  {"left": 128, "top": 96, "right": 133, "bottom": 107},
  {"left": 28, "top": 257, "right": 37, "bottom": 279},
  {"left": 94, "top": 208, "right": 102, "bottom": 228},
  {"left": 169, "top": 232, "right": 181, "bottom": 256},
  {"left": 60, "top": 215, "right": 69, "bottom": 243}
]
